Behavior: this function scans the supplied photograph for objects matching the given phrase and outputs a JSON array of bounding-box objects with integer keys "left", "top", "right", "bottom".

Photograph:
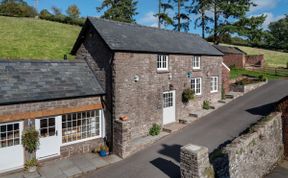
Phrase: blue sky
[{"left": 26, "top": 0, "right": 288, "bottom": 35}]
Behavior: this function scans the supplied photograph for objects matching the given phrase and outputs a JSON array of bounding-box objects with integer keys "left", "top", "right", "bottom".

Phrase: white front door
[
  {"left": 35, "top": 116, "right": 61, "bottom": 160},
  {"left": 0, "top": 122, "right": 24, "bottom": 173},
  {"left": 163, "top": 91, "right": 176, "bottom": 125}
]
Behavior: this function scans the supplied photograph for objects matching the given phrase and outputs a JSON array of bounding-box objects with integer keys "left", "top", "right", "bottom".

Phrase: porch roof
[{"left": 0, "top": 60, "right": 105, "bottom": 105}]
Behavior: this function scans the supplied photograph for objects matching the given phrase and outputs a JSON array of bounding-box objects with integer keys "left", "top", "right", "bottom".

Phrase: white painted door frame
[
  {"left": 163, "top": 90, "right": 176, "bottom": 125},
  {"left": 35, "top": 116, "right": 62, "bottom": 160},
  {"left": 0, "top": 121, "right": 24, "bottom": 173}
]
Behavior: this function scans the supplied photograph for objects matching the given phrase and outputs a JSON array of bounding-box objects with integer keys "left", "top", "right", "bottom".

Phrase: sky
[{"left": 26, "top": 0, "right": 288, "bottom": 36}]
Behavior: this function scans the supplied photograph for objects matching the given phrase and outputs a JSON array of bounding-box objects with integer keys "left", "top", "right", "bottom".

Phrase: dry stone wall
[{"left": 214, "top": 112, "right": 284, "bottom": 178}]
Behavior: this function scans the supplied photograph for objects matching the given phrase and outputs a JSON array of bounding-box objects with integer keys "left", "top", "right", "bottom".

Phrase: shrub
[
  {"left": 24, "top": 157, "right": 38, "bottom": 170},
  {"left": 0, "top": 1, "right": 37, "bottom": 17},
  {"left": 39, "top": 12, "right": 85, "bottom": 26},
  {"left": 22, "top": 127, "right": 40, "bottom": 154},
  {"left": 182, "top": 88, "right": 195, "bottom": 103},
  {"left": 258, "top": 75, "right": 267, "bottom": 82},
  {"left": 203, "top": 100, "right": 210, "bottom": 110},
  {"left": 149, "top": 123, "right": 161, "bottom": 136}
]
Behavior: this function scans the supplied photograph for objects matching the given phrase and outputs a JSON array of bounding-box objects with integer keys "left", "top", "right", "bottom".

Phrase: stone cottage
[
  {"left": 71, "top": 17, "right": 224, "bottom": 157},
  {"left": 0, "top": 61, "right": 106, "bottom": 173}
]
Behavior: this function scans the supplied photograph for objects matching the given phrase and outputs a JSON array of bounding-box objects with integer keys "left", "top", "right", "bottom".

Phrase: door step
[
  {"left": 162, "top": 123, "right": 186, "bottom": 133},
  {"left": 179, "top": 117, "right": 198, "bottom": 124}
]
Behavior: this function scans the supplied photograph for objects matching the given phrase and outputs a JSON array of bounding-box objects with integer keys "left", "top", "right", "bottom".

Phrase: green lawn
[
  {"left": 230, "top": 68, "right": 284, "bottom": 80},
  {"left": 222, "top": 44, "right": 288, "bottom": 68},
  {"left": 0, "top": 16, "right": 81, "bottom": 60}
]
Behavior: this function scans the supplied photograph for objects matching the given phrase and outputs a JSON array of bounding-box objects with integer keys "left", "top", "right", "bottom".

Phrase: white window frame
[
  {"left": 211, "top": 76, "right": 219, "bottom": 93},
  {"left": 192, "top": 56, "right": 201, "bottom": 70},
  {"left": 157, "top": 55, "right": 169, "bottom": 71},
  {"left": 0, "top": 122, "right": 22, "bottom": 149},
  {"left": 191, "top": 77, "right": 202, "bottom": 95},
  {"left": 61, "top": 110, "right": 103, "bottom": 146}
]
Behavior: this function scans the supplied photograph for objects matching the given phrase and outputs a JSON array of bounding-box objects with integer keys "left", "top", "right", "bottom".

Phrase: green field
[
  {"left": 0, "top": 16, "right": 81, "bottom": 60},
  {"left": 222, "top": 44, "right": 288, "bottom": 68}
]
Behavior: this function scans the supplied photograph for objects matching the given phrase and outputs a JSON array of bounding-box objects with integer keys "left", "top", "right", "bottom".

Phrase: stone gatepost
[
  {"left": 113, "top": 119, "right": 132, "bottom": 158},
  {"left": 180, "top": 144, "right": 214, "bottom": 178}
]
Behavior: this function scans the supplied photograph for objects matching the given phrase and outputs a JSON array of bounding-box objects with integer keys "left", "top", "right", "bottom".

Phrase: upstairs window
[
  {"left": 192, "top": 56, "right": 201, "bottom": 69},
  {"left": 211, "top": 76, "right": 219, "bottom": 93},
  {"left": 191, "top": 78, "right": 202, "bottom": 95},
  {"left": 157, "top": 55, "right": 169, "bottom": 71}
]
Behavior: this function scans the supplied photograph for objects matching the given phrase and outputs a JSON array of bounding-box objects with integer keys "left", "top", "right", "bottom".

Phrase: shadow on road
[
  {"left": 158, "top": 144, "right": 182, "bottom": 162},
  {"left": 150, "top": 157, "right": 180, "bottom": 178},
  {"left": 246, "top": 102, "right": 277, "bottom": 116}
]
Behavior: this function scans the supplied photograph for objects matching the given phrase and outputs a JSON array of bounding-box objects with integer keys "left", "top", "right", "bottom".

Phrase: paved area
[
  {"left": 1, "top": 153, "right": 121, "bottom": 178},
  {"left": 266, "top": 160, "right": 288, "bottom": 178},
  {"left": 83, "top": 80, "right": 288, "bottom": 178}
]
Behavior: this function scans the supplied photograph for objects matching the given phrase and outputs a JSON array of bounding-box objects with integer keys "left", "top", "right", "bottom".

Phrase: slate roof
[
  {"left": 71, "top": 17, "right": 223, "bottom": 56},
  {"left": 213, "top": 45, "right": 246, "bottom": 55},
  {"left": 0, "top": 61, "right": 105, "bottom": 105}
]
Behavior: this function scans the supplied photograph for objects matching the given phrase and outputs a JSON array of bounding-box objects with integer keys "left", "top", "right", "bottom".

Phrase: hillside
[
  {"left": 223, "top": 44, "right": 288, "bottom": 67},
  {"left": 0, "top": 16, "right": 81, "bottom": 60},
  {"left": 0, "top": 16, "right": 287, "bottom": 66}
]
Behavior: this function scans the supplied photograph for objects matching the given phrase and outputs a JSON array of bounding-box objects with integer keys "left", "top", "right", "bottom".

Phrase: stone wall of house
[
  {"left": 213, "top": 112, "right": 284, "bottom": 178},
  {"left": 245, "top": 54, "right": 264, "bottom": 67},
  {"left": 0, "top": 97, "right": 102, "bottom": 122},
  {"left": 113, "top": 52, "right": 222, "bottom": 139},
  {"left": 60, "top": 138, "right": 104, "bottom": 159},
  {"left": 222, "top": 63, "right": 230, "bottom": 94},
  {"left": 223, "top": 54, "right": 245, "bottom": 68},
  {"left": 75, "top": 23, "right": 114, "bottom": 147}
]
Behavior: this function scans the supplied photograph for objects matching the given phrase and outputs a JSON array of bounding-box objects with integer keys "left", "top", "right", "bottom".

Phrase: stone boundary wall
[
  {"left": 180, "top": 144, "right": 214, "bottom": 178},
  {"left": 113, "top": 119, "right": 132, "bottom": 158},
  {"left": 215, "top": 112, "right": 284, "bottom": 178},
  {"left": 230, "top": 81, "right": 267, "bottom": 93},
  {"left": 181, "top": 112, "right": 284, "bottom": 178},
  {"left": 245, "top": 54, "right": 264, "bottom": 67}
]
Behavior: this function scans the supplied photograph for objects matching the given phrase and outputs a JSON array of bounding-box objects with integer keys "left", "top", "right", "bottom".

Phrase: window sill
[
  {"left": 210, "top": 91, "right": 218, "bottom": 93},
  {"left": 61, "top": 135, "right": 102, "bottom": 147},
  {"left": 192, "top": 69, "right": 201, "bottom": 72},
  {"left": 157, "top": 70, "right": 170, "bottom": 74}
]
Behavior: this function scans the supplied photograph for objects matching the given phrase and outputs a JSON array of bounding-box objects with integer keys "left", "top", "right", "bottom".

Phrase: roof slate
[
  {"left": 81, "top": 17, "right": 223, "bottom": 56},
  {"left": 213, "top": 45, "right": 246, "bottom": 55},
  {"left": 0, "top": 61, "right": 104, "bottom": 105}
]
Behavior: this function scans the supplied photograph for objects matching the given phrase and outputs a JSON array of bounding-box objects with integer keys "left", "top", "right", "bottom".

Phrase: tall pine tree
[
  {"left": 97, "top": 0, "right": 138, "bottom": 23},
  {"left": 155, "top": 0, "right": 173, "bottom": 29},
  {"left": 190, "top": 0, "right": 212, "bottom": 38}
]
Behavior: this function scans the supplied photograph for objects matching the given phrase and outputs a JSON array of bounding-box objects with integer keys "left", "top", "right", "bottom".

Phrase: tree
[
  {"left": 39, "top": 9, "right": 52, "bottom": 18},
  {"left": 66, "top": 4, "right": 80, "bottom": 18},
  {"left": 235, "top": 15, "right": 266, "bottom": 46},
  {"left": 155, "top": 0, "right": 173, "bottom": 29},
  {"left": 51, "top": 6, "right": 61, "bottom": 16},
  {"left": 0, "top": 0, "right": 37, "bottom": 17},
  {"left": 211, "top": 0, "right": 256, "bottom": 44},
  {"left": 190, "top": 0, "right": 212, "bottom": 38},
  {"left": 171, "top": 0, "right": 191, "bottom": 32},
  {"left": 97, "top": 0, "right": 138, "bottom": 23},
  {"left": 267, "top": 15, "right": 288, "bottom": 50}
]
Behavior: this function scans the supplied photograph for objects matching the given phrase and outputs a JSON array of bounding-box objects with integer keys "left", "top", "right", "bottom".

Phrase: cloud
[
  {"left": 262, "top": 12, "right": 284, "bottom": 28},
  {"left": 138, "top": 11, "right": 158, "bottom": 27},
  {"left": 252, "top": 12, "right": 284, "bottom": 28},
  {"left": 250, "top": 0, "right": 279, "bottom": 12}
]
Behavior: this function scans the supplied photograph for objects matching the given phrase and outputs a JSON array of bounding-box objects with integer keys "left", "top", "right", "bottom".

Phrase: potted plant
[
  {"left": 98, "top": 144, "right": 109, "bottom": 157},
  {"left": 182, "top": 89, "right": 195, "bottom": 104},
  {"left": 24, "top": 157, "right": 38, "bottom": 173},
  {"left": 22, "top": 127, "right": 40, "bottom": 172}
]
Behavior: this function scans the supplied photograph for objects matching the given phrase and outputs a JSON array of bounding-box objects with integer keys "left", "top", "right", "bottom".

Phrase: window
[
  {"left": 157, "top": 55, "right": 169, "bottom": 71},
  {"left": 192, "top": 56, "right": 201, "bottom": 69},
  {"left": 211, "top": 76, "right": 219, "bottom": 93},
  {"left": 0, "top": 123, "right": 20, "bottom": 148},
  {"left": 62, "top": 110, "right": 101, "bottom": 144},
  {"left": 191, "top": 78, "right": 202, "bottom": 95},
  {"left": 39, "top": 118, "right": 56, "bottom": 137},
  {"left": 163, "top": 92, "right": 173, "bottom": 108}
]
